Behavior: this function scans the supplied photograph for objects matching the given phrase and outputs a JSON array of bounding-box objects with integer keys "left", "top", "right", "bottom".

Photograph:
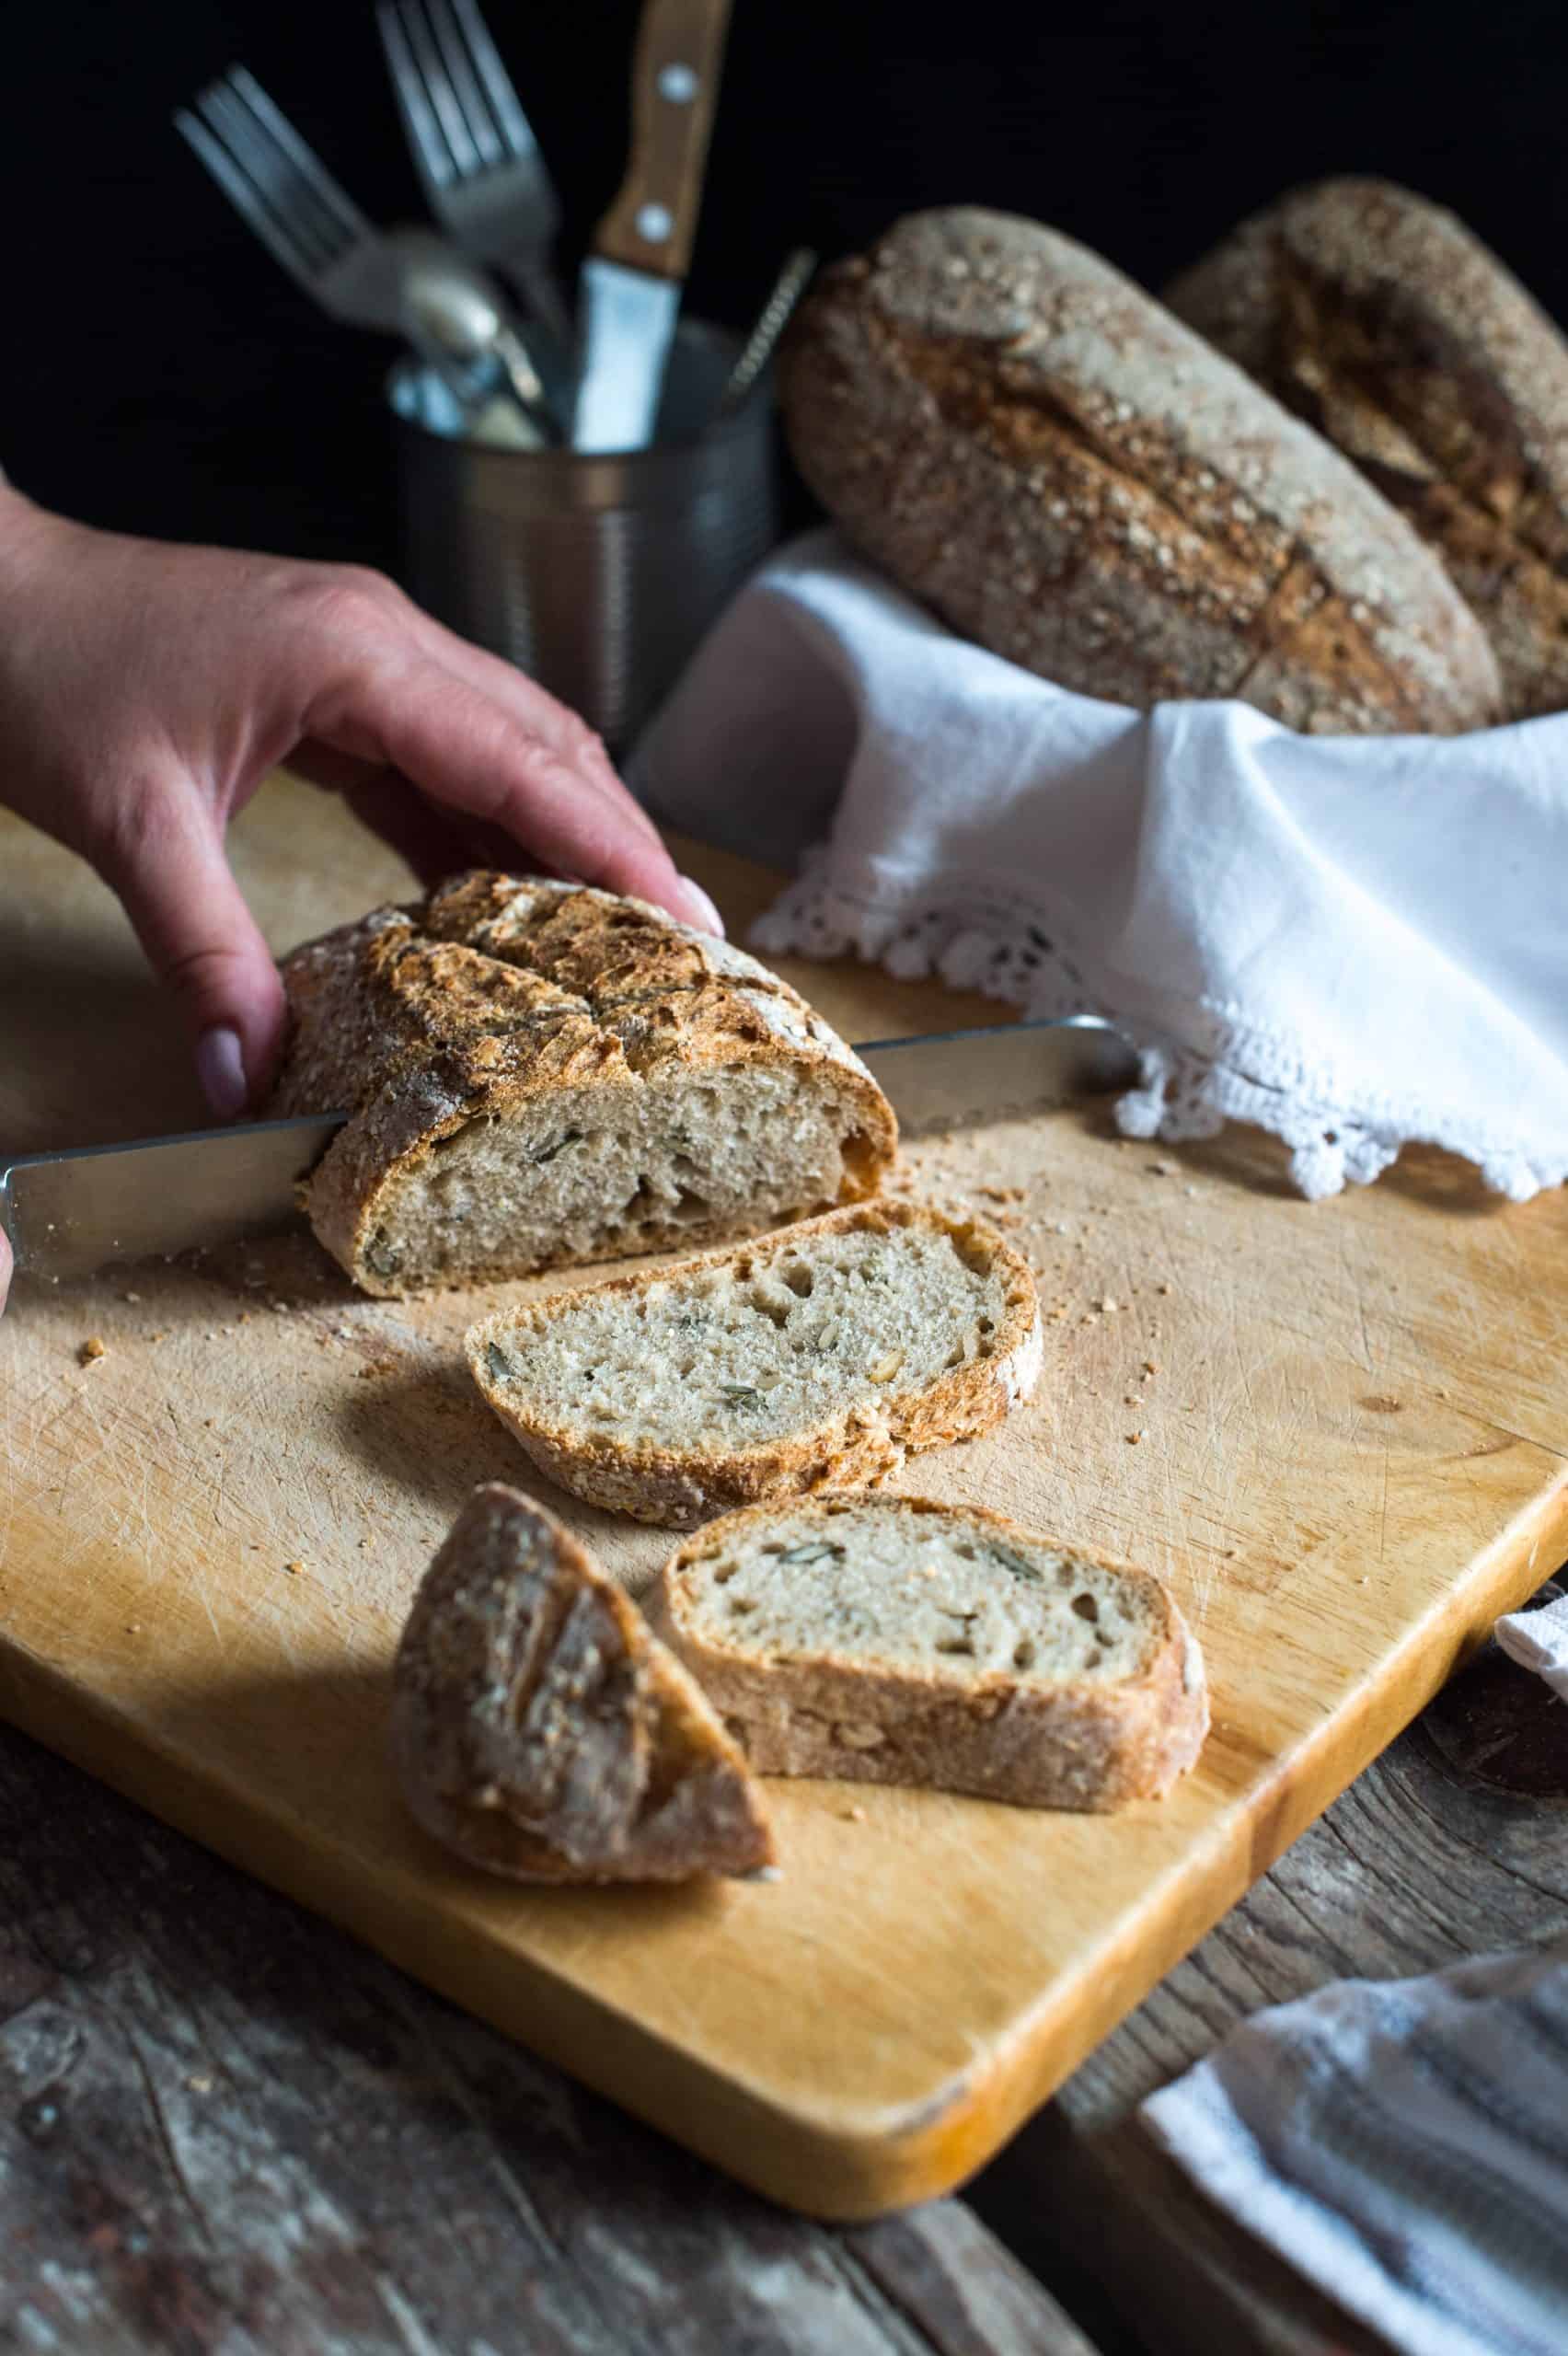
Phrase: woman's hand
[{"left": 0, "top": 486, "right": 721, "bottom": 1119}]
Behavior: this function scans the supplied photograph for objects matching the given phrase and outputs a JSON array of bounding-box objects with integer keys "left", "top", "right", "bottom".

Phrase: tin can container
[{"left": 389, "top": 321, "right": 779, "bottom": 753}]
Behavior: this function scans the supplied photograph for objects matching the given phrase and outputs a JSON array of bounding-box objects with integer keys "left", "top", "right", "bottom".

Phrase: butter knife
[
  {"left": 0, "top": 1019, "right": 1138, "bottom": 1283},
  {"left": 572, "top": 0, "right": 732, "bottom": 452}
]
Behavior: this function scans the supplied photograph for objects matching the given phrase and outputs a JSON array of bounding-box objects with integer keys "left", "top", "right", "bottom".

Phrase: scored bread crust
[
  {"left": 267, "top": 872, "right": 898, "bottom": 1297},
  {"left": 655, "top": 1496, "right": 1209, "bottom": 1809},
  {"left": 780, "top": 204, "right": 1501, "bottom": 734},
  {"left": 1165, "top": 176, "right": 1568, "bottom": 720},
  {"left": 391, "top": 1482, "right": 774, "bottom": 1882},
  {"left": 466, "top": 1202, "right": 1043, "bottom": 1530}
]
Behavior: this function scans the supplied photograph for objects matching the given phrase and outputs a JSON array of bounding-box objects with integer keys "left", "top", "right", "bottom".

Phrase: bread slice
[
  {"left": 268, "top": 872, "right": 896, "bottom": 1297},
  {"left": 467, "top": 1202, "right": 1042, "bottom": 1530},
  {"left": 391, "top": 1483, "right": 774, "bottom": 1882},
  {"left": 656, "top": 1495, "right": 1208, "bottom": 1808}
]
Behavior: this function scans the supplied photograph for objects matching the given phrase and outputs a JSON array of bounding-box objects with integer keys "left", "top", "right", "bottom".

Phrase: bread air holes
[
  {"left": 782, "top": 1263, "right": 814, "bottom": 1298},
  {"left": 1013, "top": 1639, "right": 1037, "bottom": 1670},
  {"left": 748, "top": 1287, "right": 791, "bottom": 1330},
  {"left": 1072, "top": 1592, "right": 1100, "bottom": 1623}
]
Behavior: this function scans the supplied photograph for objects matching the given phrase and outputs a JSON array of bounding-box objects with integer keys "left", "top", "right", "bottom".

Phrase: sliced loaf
[
  {"left": 269, "top": 872, "right": 897, "bottom": 1297},
  {"left": 656, "top": 1495, "right": 1208, "bottom": 1808},
  {"left": 391, "top": 1482, "right": 774, "bottom": 1882},
  {"left": 467, "top": 1202, "right": 1042, "bottom": 1529}
]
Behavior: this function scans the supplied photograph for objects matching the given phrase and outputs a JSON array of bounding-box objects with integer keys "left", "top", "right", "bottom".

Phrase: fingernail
[
  {"left": 196, "top": 1026, "right": 248, "bottom": 1120},
  {"left": 676, "top": 875, "right": 725, "bottom": 937}
]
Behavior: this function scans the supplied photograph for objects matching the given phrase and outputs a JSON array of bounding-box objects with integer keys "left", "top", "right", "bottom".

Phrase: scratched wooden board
[{"left": 2, "top": 776, "right": 1565, "bottom": 2221}]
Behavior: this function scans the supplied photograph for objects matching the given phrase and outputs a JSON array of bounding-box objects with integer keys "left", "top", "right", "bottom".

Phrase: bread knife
[
  {"left": 571, "top": 0, "right": 732, "bottom": 452},
  {"left": 0, "top": 1017, "right": 1138, "bottom": 1283}
]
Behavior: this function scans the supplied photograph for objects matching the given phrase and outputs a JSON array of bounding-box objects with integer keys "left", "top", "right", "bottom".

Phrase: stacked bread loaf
[{"left": 781, "top": 190, "right": 1568, "bottom": 730}]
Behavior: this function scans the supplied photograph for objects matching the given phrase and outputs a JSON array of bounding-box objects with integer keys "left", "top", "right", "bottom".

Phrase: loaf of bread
[
  {"left": 268, "top": 872, "right": 896, "bottom": 1297},
  {"left": 391, "top": 1483, "right": 774, "bottom": 1882},
  {"left": 780, "top": 205, "right": 1502, "bottom": 733},
  {"left": 467, "top": 1201, "right": 1042, "bottom": 1529},
  {"left": 654, "top": 1495, "right": 1208, "bottom": 1808},
  {"left": 1166, "top": 177, "right": 1568, "bottom": 719}
]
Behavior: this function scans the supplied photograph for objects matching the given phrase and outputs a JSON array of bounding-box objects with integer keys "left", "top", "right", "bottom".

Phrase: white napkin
[
  {"left": 635, "top": 530, "right": 1568, "bottom": 1201},
  {"left": 1496, "top": 1592, "right": 1568, "bottom": 1703},
  {"left": 1141, "top": 1934, "right": 1568, "bottom": 2356}
]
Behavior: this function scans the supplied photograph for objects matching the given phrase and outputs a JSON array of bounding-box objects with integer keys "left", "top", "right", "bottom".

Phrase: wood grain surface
[
  {"left": 975, "top": 1576, "right": 1568, "bottom": 2356},
  {"left": 2, "top": 776, "right": 1565, "bottom": 2220},
  {"left": 0, "top": 1719, "right": 1097, "bottom": 2356}
]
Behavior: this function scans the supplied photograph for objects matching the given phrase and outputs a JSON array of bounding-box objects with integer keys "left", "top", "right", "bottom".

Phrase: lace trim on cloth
[{"left": 752, "top": 854, "right": 1568, "bottom": 1205}]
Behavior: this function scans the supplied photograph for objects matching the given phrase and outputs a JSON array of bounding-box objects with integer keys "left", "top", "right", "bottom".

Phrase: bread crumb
[
  {"left": 185, "top": 2073, "right": 213, "bottom": 2094},
  {"left": 124, "top": 1623, "right": 143, "bottom": 1635},
  {"left": 1126, "top": 1430, "right": 1144, "bottom": 1444},
  {"left": 78, "top": 1337, "right": 107, "bottom": 1366},
  {"left": 284, "top": 1559, "right": 306, "bottom": 1576},
  {"left": 1148, "top": 1161, "right": 1171, "bottom": 1176},
  {"left": 1156, "top": 1282, "right": 1172, "bottom": 1296},
  {"left": 840, "top": 1806, "right": 867, "bottom": 1823},
  {"left": 121, "top": 1290, "right": 141, "bottom": 1304},
  {"left": 1099, "top": 1296, "right": 1121, "bottom": 1313}
]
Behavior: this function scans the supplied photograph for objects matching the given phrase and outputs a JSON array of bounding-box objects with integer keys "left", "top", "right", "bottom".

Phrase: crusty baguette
[
  {"left": 1166, "top": 177, "right": 1568, "bottom": 719},
  {"left": 780, "top": 205, "right": 1501, "bottom": 734},
  {"left": 467, "top": 1201, "right": 1042, "bottom": 1530},
  {"left": 391, "top": 1483, "right": 773, "bottom": 1882},
  {"left": 654, "top": 1494, "right": 1207, "bottom": 1808},
  {"left": 268, "top": 872, "right": 896, "bottom": 1297}
]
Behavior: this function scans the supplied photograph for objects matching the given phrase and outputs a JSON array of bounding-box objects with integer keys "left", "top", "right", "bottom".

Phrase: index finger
[{"left": 306, "top": 647, "right": 721, "bottom": 932}]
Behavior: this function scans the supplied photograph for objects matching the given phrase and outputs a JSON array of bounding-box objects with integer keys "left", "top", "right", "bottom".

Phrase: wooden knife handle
[{"left": 592, "top": 0, "right": 732, "bottom": 282}]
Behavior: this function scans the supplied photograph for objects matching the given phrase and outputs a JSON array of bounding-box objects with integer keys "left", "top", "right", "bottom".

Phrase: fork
[
  {"left": 176, "top": 67, "right": 556, "bottom": 439},
  {"left": 175, "top": 65, "right": 407, "bottom": 332},
  {"left": 376, "top": 0, "right": 574, "bottom": 356}
]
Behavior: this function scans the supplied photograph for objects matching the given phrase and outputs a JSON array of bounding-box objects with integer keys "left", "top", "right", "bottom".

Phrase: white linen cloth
[
  {"left": 1495, "top": 1591, "right": 1568, "bottom": 1703},
  {"left": 635, "top": 530, "right": 1568, "bottom": 1201},
  {"left": 1141, "top": 1934, "right": 1568, "bottom": 2356}
]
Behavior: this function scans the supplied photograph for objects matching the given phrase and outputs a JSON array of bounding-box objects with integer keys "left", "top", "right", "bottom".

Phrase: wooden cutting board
[{"left": 3, "top": 776, "right": 1565, "bottom": 2221}]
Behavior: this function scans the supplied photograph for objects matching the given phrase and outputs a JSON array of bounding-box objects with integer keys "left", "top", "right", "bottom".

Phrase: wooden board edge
[{"left": 4, "top": 1467, "right": 1564, "bottom": 2220}]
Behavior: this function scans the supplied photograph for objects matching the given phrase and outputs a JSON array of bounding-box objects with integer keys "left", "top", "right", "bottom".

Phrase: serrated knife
[
  {"left": 0, "top": 1017, "right": 1138, "bottom": 1283},
  {"left": 571, "top": 0, "right": 732, "bottom": 452}
]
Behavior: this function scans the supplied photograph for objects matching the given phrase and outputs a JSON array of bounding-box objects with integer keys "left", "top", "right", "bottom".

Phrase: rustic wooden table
[
  {"left": 5, "top": 1588, "right": 1562, "bottom": 2356},
  {"left": 4, "top": 791, "right": 1565, "bottom": 2352}
]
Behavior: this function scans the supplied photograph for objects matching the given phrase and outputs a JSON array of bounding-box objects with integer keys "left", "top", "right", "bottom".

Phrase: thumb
[
  {"left": 0, "top": 1224, "right": 11, "bottom": 1317},
  {"left": 95, "top": 784, "right": 287, "bottom": 1117}
]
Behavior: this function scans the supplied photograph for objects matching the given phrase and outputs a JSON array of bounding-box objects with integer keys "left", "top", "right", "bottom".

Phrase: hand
[{"left": 0, "top": 487, "right": 721, "bottom": 1119}]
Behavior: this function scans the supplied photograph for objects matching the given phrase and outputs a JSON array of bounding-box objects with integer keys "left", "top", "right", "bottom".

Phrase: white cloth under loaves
[{"left": 635, "top": 530, "right": 1568, "bottom": 1202}]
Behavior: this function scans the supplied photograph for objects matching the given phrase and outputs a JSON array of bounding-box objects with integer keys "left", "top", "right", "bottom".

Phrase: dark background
[{"left": 6, "top": 2, "right": 1566, "bottom": 575}]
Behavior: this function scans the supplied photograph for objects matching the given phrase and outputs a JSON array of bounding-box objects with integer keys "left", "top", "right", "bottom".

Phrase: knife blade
[
  {"left": 0, "top": 1018, "right": 1137, "bottom": 1283},
  {"left": 572, "top": 0, "right": 732, "bottom": 453}
]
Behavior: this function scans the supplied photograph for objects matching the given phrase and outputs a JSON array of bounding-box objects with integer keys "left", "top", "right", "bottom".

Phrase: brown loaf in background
[
  {"left": 1166, "top": 177, "right": 1568, "bottom": 720},
  {"left": 778, "top": 205, "right": 1502, "bottom": 734}
]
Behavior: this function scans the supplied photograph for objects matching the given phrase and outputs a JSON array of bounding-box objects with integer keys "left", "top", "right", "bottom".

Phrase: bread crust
[
  {"left": 466, "top": 1202, "right": 1043, "bottom": 1530},
  {"left": 1166, "top": 176, "right": 1568, "bottom": 719},
  {"left": 268, "top": 875, "right": 898, "bottom": 1296},
  {"left": 781, "top": 205, "right": 1501, "bottom": 734},
  {"left": 391, "top": 1482, "right": 774, "bottom": 1882},
  {"left": 656, "top": 1496, "right": 1209, "bottom": 1809}
]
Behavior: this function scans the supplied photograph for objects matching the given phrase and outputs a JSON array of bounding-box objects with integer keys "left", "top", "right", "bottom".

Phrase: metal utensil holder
[{"left": 389, "top": 321, "right": 779, "bottom": 754}]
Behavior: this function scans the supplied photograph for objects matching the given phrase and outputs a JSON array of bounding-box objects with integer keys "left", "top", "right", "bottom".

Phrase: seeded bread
[
  {"left": 268, "top": 872, "right": 897, "bottom": 1297},
  {"left": 467, "top": 1201, "right": 1042, "bottom": 1530},
  {"left": 655, "top": 1495, "right": 1207, "bottom": 1808},
  {"left": 780, "top": 205, "right": 1502, "bottom": 733},
  {"left": 1166, "top": 177, "right": 1568, "bottom": 719},
  {"left": 391, "top": 1483, "right": 773, "bottom": 1881}
]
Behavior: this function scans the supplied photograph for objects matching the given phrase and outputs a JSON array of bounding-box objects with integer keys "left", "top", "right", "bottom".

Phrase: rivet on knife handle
[{"left": 592, "top": 0, "right": 732, "bottom": 282}]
